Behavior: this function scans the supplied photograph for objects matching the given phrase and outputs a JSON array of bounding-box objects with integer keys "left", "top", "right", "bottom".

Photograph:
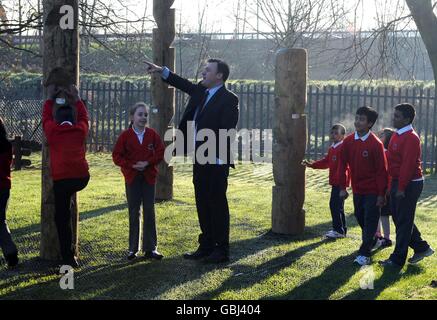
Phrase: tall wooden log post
[
  {"left": 41, "top": 0, "right": 80, "bottom": 259},
  {"left": 150, "top": 0, "right": 175, "bottom": 200},
  {"left": 272, "top": 49, "right": 308, "bottom": 235}
]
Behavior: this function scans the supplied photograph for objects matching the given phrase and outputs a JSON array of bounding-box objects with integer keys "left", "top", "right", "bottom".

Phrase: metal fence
[{"left": 0, "top": 80, "right": 436, "bottom": 173}]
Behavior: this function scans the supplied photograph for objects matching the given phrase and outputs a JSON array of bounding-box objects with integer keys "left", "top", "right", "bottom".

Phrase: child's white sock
[{"left": 381, "top": 216, "right": 390, "bottom": 239}]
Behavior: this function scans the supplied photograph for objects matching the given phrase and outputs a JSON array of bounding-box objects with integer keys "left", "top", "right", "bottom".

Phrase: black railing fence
[{"left": 1, "top": 81, "right": 435, "bottom": 173}]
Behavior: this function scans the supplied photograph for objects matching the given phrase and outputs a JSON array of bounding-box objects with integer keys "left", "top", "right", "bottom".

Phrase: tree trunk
[
  {"left": 405, "top": 0, "right": 437, "bottom": 170},
  {"left": 41, "top": 0, "right": 80, "bottom": 260},
  {"left": 150, "top": 0, "right": 175, "bottom": 200},
  {"left": 406, "top": 0, "right": 437, "bottom": 88},
  {"left": 271, "top": 48, "right": 307, "bottom": 235}
]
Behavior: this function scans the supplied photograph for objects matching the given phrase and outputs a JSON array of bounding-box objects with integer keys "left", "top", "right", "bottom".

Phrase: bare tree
[
  {"left": 406, "top": 0, "right": 437, "bottom": 88},
  {"left": 241, "top": 0, "right": 349, "bottom": 48},
  {"left": 334, "top": 0, "right": 437, "bottom": 83},
  {"left": 0, "top": 0, "right": 155, "bottom": 73}
]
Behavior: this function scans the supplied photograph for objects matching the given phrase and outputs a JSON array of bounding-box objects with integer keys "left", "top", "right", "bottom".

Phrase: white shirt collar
[
  {"left": 60, "top": 121, "right": 73, "bottom": 126},
  {"left": 132, "top": 126, "right": 145, "bottom": 135},
  {"left": 354, "top": 131, "right": 371, "bottom": 141},
  {"left": 331, "top": 141, "right": 343, "bottom": 149},
  {"left": 396, "top": 124, "right": 413, "bottom": 135}
]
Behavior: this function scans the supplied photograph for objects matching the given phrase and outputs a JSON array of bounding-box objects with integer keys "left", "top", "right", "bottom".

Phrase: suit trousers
[{"left": 193, "top": 164, "right": 230, "bottom": 254}]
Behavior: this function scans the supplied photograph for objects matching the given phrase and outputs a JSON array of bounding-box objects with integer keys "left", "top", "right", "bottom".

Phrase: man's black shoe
[
  {"left": 62, "top": 256, "right": 79, "bottom": 268},
  {"left": 203, "top": 250, "right": 229, "bottom": 264},
  {"left": 127, "top": 251, "right": 137, "bottom": 261},
  {"left": 183, "top": 248, "right": 212, "bottom": 260},
  {"left": 144, "top": 250, "right": 164, "bottom": 260}
]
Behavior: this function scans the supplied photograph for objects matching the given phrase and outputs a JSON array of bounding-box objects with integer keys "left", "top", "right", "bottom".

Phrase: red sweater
[
  {"left": 112, "top": 127, "right": 165, "bottom": 185},
  {"left": 42, "top": 100, "right": 89, "bottom": 181},
  {"left": 0, "top": 142, "right": 12, "bottom": 189},
  {"left": 309, "top": 141, "right": 350, "bottom": 187},
  {"left": 339, "top": 132, "right": 388, "bottom": 196},
  {"left": 387, "top": 127, "right": 423, "bottom": 192}
]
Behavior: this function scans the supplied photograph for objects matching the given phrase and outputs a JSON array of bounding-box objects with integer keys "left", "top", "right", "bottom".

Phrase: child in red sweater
[
  {"left": 379, "top": 103, "right": 434, "bottom": 268},
  {"left": 375, "top": 128, "right": 394, "bottom": 248},
  {"left": 338, "top": 106, "right": 388, "bottom": 266},
  {"left": 43, "top": 84, "right": 90, "bottom": 268},
  {"left": 112, "top": 102, "right": 165, "bottom": 261},
  {"left": 0, "top": 118, "right": 18, "bottom": 268},
  {"left": 303, "top": 124, "right": 350, "bottom": 239}
]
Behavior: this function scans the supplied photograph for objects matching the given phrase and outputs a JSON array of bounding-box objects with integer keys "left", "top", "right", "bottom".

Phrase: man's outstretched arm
[{"left": 144, "top": 60, "right": 198, "bottom": 95}]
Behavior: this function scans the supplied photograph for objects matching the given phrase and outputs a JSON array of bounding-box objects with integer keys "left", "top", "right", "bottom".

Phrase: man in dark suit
[{"left": 145, "top": 58, "right": 239, "bottom": 263}]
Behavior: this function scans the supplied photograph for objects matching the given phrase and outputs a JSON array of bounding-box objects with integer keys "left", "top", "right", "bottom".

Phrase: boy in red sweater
[
  {"left": 112, "top": 102, "right": 165, "bottom": 261},
  {"left": 43, "top": 84, "right": 90, "bottom": 268},
  {"left": 379, "top": 103, "right": 434, "bottom": 268},
  {"left": 303, "top": 124, "right": 350, "bottom": 239},
  {"left": 338, "top": 106, "right": 388, "bottom": 266}
]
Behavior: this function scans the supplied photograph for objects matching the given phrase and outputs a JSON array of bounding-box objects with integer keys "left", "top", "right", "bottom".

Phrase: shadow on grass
[
  {"left": 262, "top": 252, "right": 359, "bottom": 300},
  {"left": 343, "top": 264, "right": 424, "bottom": 300},
  {"left": 12, "top": 198, "right": 194, "bottom": 238},
  {"left": 193, "top": 239, "right": 328, "bottom": 299},
  {"left": 1, "top": 219, "right": 344, "bottom": 299},
  {"left": 12, "top": 203, "right": 129, "bottom": 237}
]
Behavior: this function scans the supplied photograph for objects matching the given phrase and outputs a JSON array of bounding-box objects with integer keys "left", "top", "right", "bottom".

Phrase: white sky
[{"left": 2, "top": 0, "right": 418, "bottom": 33}]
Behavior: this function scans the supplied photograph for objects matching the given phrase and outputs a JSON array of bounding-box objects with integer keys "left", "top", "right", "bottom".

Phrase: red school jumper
[
  {"left": 339, "top": 132, "right": 388, "bottom": 196},
  {"left": 42, "top": 100, "right": 89, "bottom": 181},
  {"left": 387, "top": 126, "right": 423, "bottom": 192},
  {"left": 309, "top": 141, "right": 351, "bottom": 187},
  {"left": 112, "top": 127, "right": 165, "bottom": 185}
]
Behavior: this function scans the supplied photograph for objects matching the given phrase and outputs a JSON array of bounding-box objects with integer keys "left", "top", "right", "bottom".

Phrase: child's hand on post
[
  {"left": 46, "top": 84, "right": 60, "bottom": 100},
  {"left": 65, "top": 84, "right": 80, "bottom": 104},
  {"left": 301, "top": 159, "right": 313, "bottom": 167}
]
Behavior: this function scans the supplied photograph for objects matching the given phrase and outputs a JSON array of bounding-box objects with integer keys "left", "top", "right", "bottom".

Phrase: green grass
[{"left": 0, "top": 152, "right": 436, "bottom": 300}]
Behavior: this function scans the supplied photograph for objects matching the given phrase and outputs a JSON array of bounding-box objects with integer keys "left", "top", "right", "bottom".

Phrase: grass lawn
[{"left": 0, "top": 152, "right": 436, "bottom": 300}]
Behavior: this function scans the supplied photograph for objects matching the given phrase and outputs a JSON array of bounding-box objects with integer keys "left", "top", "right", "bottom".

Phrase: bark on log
[
  {"left": 272, "top": 48, "right": 307, "bottom": 235},
  {"left": 41, "top": 0, "right": 80, "bottom": 259},
  {"left": 150, "top": 0, "right": 175, "bottom": 200}
]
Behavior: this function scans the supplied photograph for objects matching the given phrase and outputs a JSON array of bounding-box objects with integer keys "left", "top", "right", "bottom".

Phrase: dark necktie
[{"left": 195, "top": 90, "right": 209, "bottom": 121}]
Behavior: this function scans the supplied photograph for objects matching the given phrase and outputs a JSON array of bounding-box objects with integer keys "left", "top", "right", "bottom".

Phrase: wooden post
[
  {"left": 271, "top": 48, "right": 307, "bottom": 235},
  {"left": 150, "top": 0, "right": 175, "bottom": 200},
  {"left": 12, "top": 136, "right": 23, "bottom": 171},
  {"left": 41, "top": 0, "right": 80, "bottom": 259}
]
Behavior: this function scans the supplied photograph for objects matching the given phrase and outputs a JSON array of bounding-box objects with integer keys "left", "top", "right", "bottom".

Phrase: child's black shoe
[
  {"left": 5, "top": 252, "right": 19, "bottom": 268},
  {"left": 380, "top": 238, "right": 392, "bottom": 248}
]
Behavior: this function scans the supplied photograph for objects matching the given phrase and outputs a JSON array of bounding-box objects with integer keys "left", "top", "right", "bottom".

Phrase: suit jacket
[{"left": 163, "top": 71, "right": 239, "bottom": 167}]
